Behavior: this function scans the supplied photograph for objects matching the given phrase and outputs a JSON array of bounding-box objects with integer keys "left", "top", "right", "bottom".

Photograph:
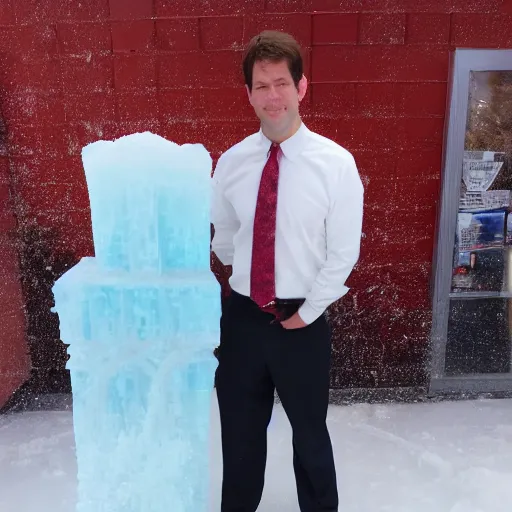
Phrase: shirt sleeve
[
  {"left": 210, "top": 154, "right": 239, "bottom": 266},
  {"left": 298, "top": 154, "right": 364, "bottom": 324}
]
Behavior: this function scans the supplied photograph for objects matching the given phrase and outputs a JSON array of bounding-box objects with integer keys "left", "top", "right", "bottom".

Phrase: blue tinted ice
[
  {"left": 52, "top": 132, "right": 220, "bottom": 512},
  {"left": 82, "top": 133, "right": 212, "bottom": 272}
]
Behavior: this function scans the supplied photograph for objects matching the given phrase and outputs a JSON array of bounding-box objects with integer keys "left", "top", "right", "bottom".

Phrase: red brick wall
[
  {"left": 1, "top": 0, "right": 512, "bottom": 399},
  {"left": 0, "top": 142, "right": 30, "bottom": 408}
]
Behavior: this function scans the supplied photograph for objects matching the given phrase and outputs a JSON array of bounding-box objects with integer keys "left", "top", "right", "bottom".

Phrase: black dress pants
[{"left": 216, "top": 291, "right": 338, "bottom": 512}]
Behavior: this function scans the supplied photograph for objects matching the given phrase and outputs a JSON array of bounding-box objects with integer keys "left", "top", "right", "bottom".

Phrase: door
[{"left": 430, "top": 49, "right": 512, "bottom": 394}]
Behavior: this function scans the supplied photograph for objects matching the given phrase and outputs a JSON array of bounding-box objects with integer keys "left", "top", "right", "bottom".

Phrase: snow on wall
[
  {"left": 0, "top": 119, "right": 30, "bottom": 408},
  {"left": 1, "top": 0, "right": 512, "bottom": 395}
]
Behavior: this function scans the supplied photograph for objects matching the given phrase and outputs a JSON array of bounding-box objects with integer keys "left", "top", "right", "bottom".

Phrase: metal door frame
[{"left": 429, "top": 48, "right": 512, "bottom": 394}]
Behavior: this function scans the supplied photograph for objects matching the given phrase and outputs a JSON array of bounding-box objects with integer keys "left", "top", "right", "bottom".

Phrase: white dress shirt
[{"left": 210, "top": 121, "right": 364, "bottom": 324}]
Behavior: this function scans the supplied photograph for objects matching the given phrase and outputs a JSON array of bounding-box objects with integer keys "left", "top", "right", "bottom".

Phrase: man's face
[{"left": 246, "top": 59, "right": 307, "bottom": 137}]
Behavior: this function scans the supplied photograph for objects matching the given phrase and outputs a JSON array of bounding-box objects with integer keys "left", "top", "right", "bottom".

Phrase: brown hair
[{"left": 243, "top": 30, "right": 303, "bottom": 92}]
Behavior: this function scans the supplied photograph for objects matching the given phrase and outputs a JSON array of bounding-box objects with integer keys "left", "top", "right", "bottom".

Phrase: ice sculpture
[{"left": 52, "top": 132, "right": 220, "bottom": 512}]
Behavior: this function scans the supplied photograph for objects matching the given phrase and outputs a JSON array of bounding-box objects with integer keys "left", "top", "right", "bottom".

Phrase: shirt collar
[{"left": 258, "top": 121, "right": 308, "bottom": 162}]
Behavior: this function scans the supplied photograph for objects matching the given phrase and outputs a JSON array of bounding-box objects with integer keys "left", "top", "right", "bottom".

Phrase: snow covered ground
[{"left": 1, "top": 395, "right": 511, "bottom": 512}]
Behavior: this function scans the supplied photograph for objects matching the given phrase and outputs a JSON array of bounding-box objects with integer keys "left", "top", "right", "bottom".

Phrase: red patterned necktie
[{"left": 250, "top": 142, "right": 281, "bottom": 311}]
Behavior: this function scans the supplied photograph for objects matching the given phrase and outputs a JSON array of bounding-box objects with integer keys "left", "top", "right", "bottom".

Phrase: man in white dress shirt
[{"left": 211, "top": 31, "right": 364, "bottom": 512}]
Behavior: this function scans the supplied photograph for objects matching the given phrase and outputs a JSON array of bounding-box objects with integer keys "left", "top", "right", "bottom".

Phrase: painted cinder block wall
[{"left": 1, "top": 0, "right": 512, "bottom": 406}]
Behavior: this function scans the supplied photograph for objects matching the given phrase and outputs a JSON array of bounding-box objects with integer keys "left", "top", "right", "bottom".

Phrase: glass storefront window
[
  {"left": 447, "top": 71, "right": 512, "bottom": 377},
  {"left": 451, "top": 71, "right": 512, "bottom": 295}
]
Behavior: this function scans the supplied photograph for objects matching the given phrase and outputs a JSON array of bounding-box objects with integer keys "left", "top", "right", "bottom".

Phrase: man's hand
[{"left": 280, "top": 311, "right": 308, "bottom": 329}]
